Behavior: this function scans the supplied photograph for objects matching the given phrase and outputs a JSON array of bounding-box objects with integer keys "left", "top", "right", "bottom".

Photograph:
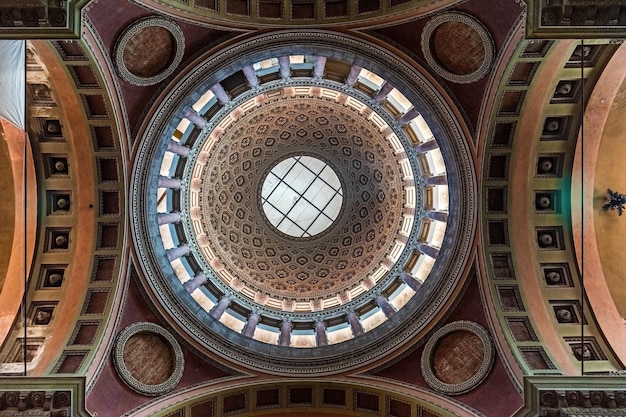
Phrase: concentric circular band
[
  {"left": 114, "top": 17, "right": 185, "bottom": 86},
  {"left": 421, "top": 12, "right": 495, "bottom": 84},
  {"left": 421, "top": 321, "right": 494, "bottom": 395},
  {"left": 113, "top": 322, "right": 184, "bottom": 396}
]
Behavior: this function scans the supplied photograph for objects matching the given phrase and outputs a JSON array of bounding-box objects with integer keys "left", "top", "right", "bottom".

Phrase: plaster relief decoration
[
  {"left": 526, "top": 0, "right": 626, "bottom": 38},
  {"left": 0, "top": 0, "right": 87, "bottom": 39},
  {"left": 421, "top": 12, "right": 495, "bottom": 84},
  {"left": 517, "top": 376, "right": 626, "bottom": 417},
  {"left": 421, "top": 320, "right": 494, "bottom": 395},
  {"left": 114, "top": 17, "right": 185, "bottom": 87},
  {"left": 602, "top": 188, "right": 626, "bottom": 216},
  {"left": 0, "top": 377, "right": 90, "bottom": 417},
  {"left": 113, "top": 322, "right": 184, "bottom": 396},
  {"left": 131, "top": 0, "right": 468, "bottom": 28},
  {"left": 0, "top": 0, "right": 90, "bottom": 39}
]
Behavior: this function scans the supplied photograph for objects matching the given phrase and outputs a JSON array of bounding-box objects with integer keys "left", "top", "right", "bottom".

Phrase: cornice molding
[{"left": 0, "top": 0, "right": 89, "bottom": 39}]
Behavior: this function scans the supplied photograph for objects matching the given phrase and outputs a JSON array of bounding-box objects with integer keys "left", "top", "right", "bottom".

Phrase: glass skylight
[{"left": 261, "top": 156, "right": 342, "bottom": 237}]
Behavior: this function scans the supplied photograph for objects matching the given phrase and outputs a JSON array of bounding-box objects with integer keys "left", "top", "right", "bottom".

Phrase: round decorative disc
[
  {"left": 421, "top": 12, "right": 495, "bottom": 84},
  {"left": 114, "top": 17, "right": 185, "bottom": 86},
  {"left": 113, "top": 322, "right": 184, "bottom": 396},
  {"left": 421, "top": 321, "right": 494, "bottom": 395}
]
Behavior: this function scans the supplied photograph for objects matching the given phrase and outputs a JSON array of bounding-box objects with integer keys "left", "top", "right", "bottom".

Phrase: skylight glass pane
[
  {"left": 266, "top": 183, "right": 299, "bottom": 213},
  {"left": 319, "top": 166, "right": 341, "bottom": 190},
  {"left": 261, "top": 156, "right": 342, "bottom": 237},
  {"left": 301, "top": 156, "right": 325, "bottom": 174},
  {"left": 307, "top": 214, "right": 334, "bottom": 235},
  {"left": 277, "top": 217, "right": 303, "bottom": 236}
]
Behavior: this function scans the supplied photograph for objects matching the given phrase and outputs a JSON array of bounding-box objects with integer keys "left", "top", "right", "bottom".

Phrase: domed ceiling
[
  {"left": 131, "top": 31, "right": 476, "bottom": 374},
  {"left": 192, "top": 94, "right": 411, "bottom": 304}
]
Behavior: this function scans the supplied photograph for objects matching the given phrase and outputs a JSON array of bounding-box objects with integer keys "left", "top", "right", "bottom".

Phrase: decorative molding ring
[
  {"left": 114, "top": 17, "right": 185, "bottom": 86},
  {"left": 420, "top": 12, "right": 495, "bottom": 84},
  {"left": 421, "top": 320, "right": 494, "bottom": 395},
  {"left": 113, "top": 322, "right": 184, "bottom": 396}
]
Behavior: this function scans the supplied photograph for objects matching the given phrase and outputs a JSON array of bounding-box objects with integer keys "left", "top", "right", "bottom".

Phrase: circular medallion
[
  {"left": 421, "top": 12, "right": 494, "bottom": 84},
  {"left": 113, "top": 322, "right": 184, "bottom": 396},
  {"left": 421, "top": 321, "right": 494, "bottom": 395},
  {"left": 114, "top": 17, "right": 185, "bottom": 86}
]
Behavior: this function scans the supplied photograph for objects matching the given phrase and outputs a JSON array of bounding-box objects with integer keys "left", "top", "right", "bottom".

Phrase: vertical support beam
[
  {"left": 210, "top": 83, "right": 230, "bottom": 105},
  {"left": 376, "top": 295, "right": 396, "bottom": 318},
  {"left": 242, "top": 313, "right": 259, "bottom": 338},
  {"left": 426, "top": 210, "right": 448, "bottom": 222},
  {"left": 418, "top": 242, "right": 440, "bottom": 259},
  {"left": 415, "top": 139, "right": 439, "bottom": 154},
  {"left": 242, "top": 65, "right": 259, "bottom": 88},
  {"left": 313, "top": 56, "right": 327, "bottom": 78},
  {"left": 347, "top": 312, "right": 364, "bottom": 336},
  {"left": 374, "top": 82, "right": 394, "bottom": 102},
  {"left": 346, "top": 64, "right": 362, "bottom": 86},
  {"left": 158, "top": 176, "right": 181, "bottom": 189},
  {"left": 398, "top": 107, "right": 420, "bottom": 125},
  {"left": 157, "top": 212, "right": 181, "bottom": 226},
  {"left": 210, "top": 296, "right": 230, "bottom": 320},
  {"left": 278, "top": 56, "right": 291, "bottom": 79},
  {"left": 166, "top": 244, "right": 189, "bottom": 262},
  {"left": 400, "top": 271, "right": 422, "bottom": 292},
  {"left": 425, "top": 174, "right": 447, "bottom": 186},
  {"left": 315, "top": 321, "right": 328, "bottom": 346},
  {"left": 184, "top": 108, "right": 207, "bottom": 128},
  {"left": 184, "top": 272, "right": 207, "bottom": 293},
  {"left": 167, "top": 140, "right": 190, "bottom": 157},
  {"left": 279, "top": 321, "right": 292, "bottom": 346}
]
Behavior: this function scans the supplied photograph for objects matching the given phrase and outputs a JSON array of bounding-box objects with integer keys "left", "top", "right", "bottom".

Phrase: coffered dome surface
[{"left": 191, "top": 96, "right": 409, "bottom": 305}]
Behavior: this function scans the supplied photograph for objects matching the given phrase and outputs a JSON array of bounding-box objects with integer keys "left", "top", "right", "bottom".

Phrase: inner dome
[
  {"left": 190, "top": 93, "right": 409, "bottom": 304},
  {"left": 261, "top": 155, "right": 343, "bottom": 238}
]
